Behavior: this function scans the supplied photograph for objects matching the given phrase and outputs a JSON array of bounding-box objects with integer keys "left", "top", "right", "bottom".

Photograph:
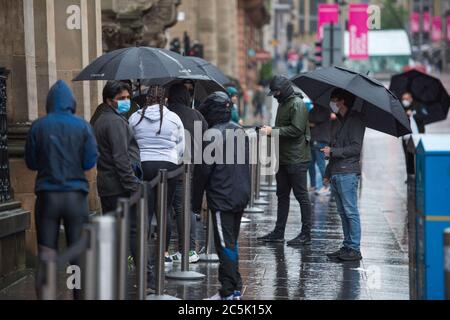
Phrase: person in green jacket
[
  {"left": 258, "top": 75, "right": 312, "bottom": 246},
  {"left": 227, "top": 87, "right": 243, "bottom": 125}
]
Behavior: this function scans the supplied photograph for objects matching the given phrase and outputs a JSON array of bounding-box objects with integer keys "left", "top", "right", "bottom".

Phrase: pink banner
[
  {"left": 317, "top": 4, "right": 339, "bottom": 40},
  {"left": 432, "top": 16, "right": 442, "bottom": 42},
  {"left": 423, "top": 12, "right": 431, "bottom": 32},
  {"left": 448, "top": 17, "right": 450, "bottom": 42},
  {"left": 410, "top": 12, "right": 420, "bottom": 33},
  {"left": 348, "top": 3, "right": 369, "bottom": 60}
]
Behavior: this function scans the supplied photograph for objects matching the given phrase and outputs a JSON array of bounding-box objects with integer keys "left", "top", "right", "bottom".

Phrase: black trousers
[
  {"left": 35, "top": 191, "right": 89, "bottom": 300},
  {"left": 211, "top": 210, "right": 243, "bottom": 297},
  {"left": 275, "top": 163, "right": 312, "bottom": 236},
  {"left": 171, "top": 177, "right": 196, "bottom": 251}
]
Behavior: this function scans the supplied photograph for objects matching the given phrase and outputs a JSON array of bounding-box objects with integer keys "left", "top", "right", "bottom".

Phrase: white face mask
[
  {"left": 402, "top": 100, "right": 412, "bottom": 108},
  {"left": 330, "top": 101, "right": 339, "bottom": 113}
]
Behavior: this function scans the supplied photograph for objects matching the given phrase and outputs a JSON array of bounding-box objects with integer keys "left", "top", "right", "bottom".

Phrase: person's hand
[
  {"left": 261, "top": 126, "right": 273, "bottom": 136},
  {"left": 321, "top": 146, "right": 331, "bottom": 158},
  {"left": 310, "top": 123, "right": 316, "bottom": 128},
  {"left": 330, "top": 113, "right": 337, "bottom": 121},
  {"left": 406, "top": 110, "right": 413, "bottom": 117}
]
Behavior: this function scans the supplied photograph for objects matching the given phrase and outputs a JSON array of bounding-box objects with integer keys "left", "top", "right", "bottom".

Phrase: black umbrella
[
  {"left": 292, "top": 66, "right": 412, "bottom": 137},
  {"left": 188, "top": 57, "right": 231, "bottom": 85},
  {"left": 389, "top": 69, "right": 450, "bottom": 125},
  {"left": 73, "top": 47, "right": 204, "bottom": 82},
  {"left": 143, "top": 74, "right": 227, "bottom": 103}
]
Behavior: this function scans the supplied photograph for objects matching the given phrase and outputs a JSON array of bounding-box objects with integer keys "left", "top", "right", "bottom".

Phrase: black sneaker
[
  {"left": 287, "top": 233, "right": 312, "bottom": 246},
  {"left": 257, "top": 232, "right": 285, "bottom": 243},
  {"left": 338, "top": 248, "right": 362, "bottom": 261},
  {"left": 326, "top": 247, "right": 348, "bottom": 259}
]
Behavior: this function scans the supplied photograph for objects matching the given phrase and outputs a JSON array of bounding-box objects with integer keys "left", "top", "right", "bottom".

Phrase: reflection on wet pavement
[{"left": 0, "top": 129, "right": 410, "bottom": 300}]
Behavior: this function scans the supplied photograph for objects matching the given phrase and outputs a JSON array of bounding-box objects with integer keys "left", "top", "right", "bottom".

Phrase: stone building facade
[{"left": 168, "top": 0, "right": 270, "bottom": 92}]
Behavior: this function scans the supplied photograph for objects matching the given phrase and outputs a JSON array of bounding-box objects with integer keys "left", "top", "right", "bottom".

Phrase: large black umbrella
[
  {"left": 143, "top": 74, "right": 227, "bottom": 103},
  {"left": 292, "top": 66, "right": 412, "bottom": 137},
  {"left": 73, "top": 47, "right": 205, "bottom": 82},
  {"left": 389, "top": 69, "right": 450, "bottom": 125},
  {"left": 188, "top": 57, "right": 231, "bottom": 85}
]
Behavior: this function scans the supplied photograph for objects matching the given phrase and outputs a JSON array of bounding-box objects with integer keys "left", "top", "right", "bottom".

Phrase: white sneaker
[
  {"left": 164, "top": 255, "right": 173, "bottom": 267},
  {"left": 189, "top": 251, "right": 200, "bottom": 264},
  {"left": 171, "top": 252, "right": 182, "bottom": 264},
  {"left": 204, "top": 293, "right": 234, "bottom": 300}
]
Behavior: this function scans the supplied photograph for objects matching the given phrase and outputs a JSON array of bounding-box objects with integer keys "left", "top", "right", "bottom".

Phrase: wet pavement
[{"left": 0, "top": 127, "right": 412, "bottom": 300}]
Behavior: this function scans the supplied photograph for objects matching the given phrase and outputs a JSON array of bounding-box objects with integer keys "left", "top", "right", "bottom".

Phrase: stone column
[
  {"left": 197, "top": 0, "right": 218, "bottom": 64},
  {"left": 216, "top": 0, "right": 238, "bottom": 77}
]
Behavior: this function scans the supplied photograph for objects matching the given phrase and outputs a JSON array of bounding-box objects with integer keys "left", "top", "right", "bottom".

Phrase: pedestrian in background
[
  {"left": 323, "top": 88, "right": 366, "bottom": 262},
  {"left": 252, "top": 84, "right": 266, "bottom": 123},
  {"left": 227, "top": 86, "right": 244, "bottom": 125},
  {"left": 401, "top": 92, "right": 427, "bottom": 134},
  {"left": 194, "top": 92, "right": 251, "bottom": 301},
  {"left": 26, "top": 80, "right": 98, "bottom": 300},
  {"left": 258, "top": 76, "right": 312, "bottom": 246},
  {"left": 308, "top": 103, "right": 332, "bottom": 195}
]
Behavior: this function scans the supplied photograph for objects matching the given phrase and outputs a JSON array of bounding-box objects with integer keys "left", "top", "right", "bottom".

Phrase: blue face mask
[{"left": 117, "top": 100, "right": 131, "bottom": 114}]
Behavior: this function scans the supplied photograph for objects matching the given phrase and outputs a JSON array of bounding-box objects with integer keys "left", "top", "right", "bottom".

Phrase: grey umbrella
[{"left": 292, "top": 66, "right": 412, "bottom": 137}]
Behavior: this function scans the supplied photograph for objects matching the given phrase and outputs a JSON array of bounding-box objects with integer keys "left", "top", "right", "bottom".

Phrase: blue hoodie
[{"left": 25, "top": 80, "right": 98, "bottom": 193}]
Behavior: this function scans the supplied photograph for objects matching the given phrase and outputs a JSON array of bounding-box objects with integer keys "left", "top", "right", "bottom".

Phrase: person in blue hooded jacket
[{"left": 25, "top": 80, "right": 98, "bottom": 299}]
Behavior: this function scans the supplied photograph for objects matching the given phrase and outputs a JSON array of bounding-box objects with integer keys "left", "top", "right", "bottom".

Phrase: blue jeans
[
  {"left": 330, "top": 173, "right": 361, "bottom": 252},
  {"left": 309, "top": 141, "right": 327, "bottom": 188}
]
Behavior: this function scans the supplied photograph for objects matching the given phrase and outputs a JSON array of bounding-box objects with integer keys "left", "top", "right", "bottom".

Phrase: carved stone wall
[{"left": 102, "top": 0, "right": 181, "bottom": 51}]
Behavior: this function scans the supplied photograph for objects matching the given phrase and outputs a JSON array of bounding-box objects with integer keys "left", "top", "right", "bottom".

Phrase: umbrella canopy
[
  {"left": 188, "top": 57, "right": 231, "bottom": 85},
  {"left": 292, "top": 66, "right": 412, "bottom": 137},
  {"left": 73, "top": 47, "right": 205, "bottom": 82},
  {"left": 389, "top": 69, "right": 450, "bottom": 125}
]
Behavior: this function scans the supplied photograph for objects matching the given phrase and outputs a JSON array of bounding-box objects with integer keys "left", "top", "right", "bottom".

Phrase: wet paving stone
[{"left": 0, "top": 130, "right": 411, "bottom": 300}]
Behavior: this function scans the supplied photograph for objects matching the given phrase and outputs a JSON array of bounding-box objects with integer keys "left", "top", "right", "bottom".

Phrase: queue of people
[{"left": 25, "top": 71, "right": 373, "bottom": 301}]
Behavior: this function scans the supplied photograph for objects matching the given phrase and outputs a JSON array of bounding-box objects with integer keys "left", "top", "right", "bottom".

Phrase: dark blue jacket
[{"left": 25, "top": 80, "right": 98, "bottom": 193}]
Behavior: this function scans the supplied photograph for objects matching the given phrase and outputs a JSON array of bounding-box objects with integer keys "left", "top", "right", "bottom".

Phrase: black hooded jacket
[
  {"left": 167, "top": 84, "right": 208, "bottom": 162},
  {"left": 192, "top": 93, "right": 251, "bottom": 213}
]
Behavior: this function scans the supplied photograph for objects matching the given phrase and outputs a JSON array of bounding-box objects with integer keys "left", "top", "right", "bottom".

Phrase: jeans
[
  {"left": 330, "top": 173, "right": 361, "bottom": 252},
  {"left": 275, "top": 163, "right": 312, "bottom": 236},
  {"left": 308, "top": 141, "right": 328, "bottom": 189},
  {"left": 211, "top": 210, "right": 243, "bottom": 297}
]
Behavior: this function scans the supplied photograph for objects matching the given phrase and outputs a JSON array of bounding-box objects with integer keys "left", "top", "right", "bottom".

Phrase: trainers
[
  {"left": 327, "top": 247, "right": 349, "bottom": 259},
  {"left": 257, "top": 232, "right": 285, "bottom": 243},
  {"left": 171, "top": 252, "right": 182, "bottom": 264},
  {"left": 338, "top": 248, "right": 362, "bottom": 261},
  {"left": 204, "top": 293, "right": 234, "bottom": 300},
  {"left": 287, "top": 233, "right": 312, "bottom": 246},
  {"left": 233, "top": 291, "right": 243, "bottom": 301},
  {"left": 165, "top": 255, "right": 173, "bottom": 266},
  {"left": 189, "top": 251, "right": 200, "bottom": 264}
]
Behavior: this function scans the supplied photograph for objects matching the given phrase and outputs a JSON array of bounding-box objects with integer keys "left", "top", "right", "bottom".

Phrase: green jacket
[{"left": 274, "top": 95, "right": 311, "bottom": 165}]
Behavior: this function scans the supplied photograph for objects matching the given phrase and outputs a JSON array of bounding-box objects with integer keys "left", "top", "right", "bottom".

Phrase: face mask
[
  {"left": 402, "top": 100, "right": 411, "bottom": 108},
  {"left": 117, "top": 100, "right": 131, "bottom": 114},
  {"left": 330, "top": 101, "right": 339, "bottom": 113}
]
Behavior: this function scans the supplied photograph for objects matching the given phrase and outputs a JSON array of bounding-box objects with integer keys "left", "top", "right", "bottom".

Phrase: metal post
[
  {"left": 445, "top": 228, "right": 450, "bottom": 300},
  {"left": 244, "top": 162, "right": 264, "bottom": 214},
  {"left": 199, "top": 210, "right": 220, "bottom": 262},
  {"left": 260, "top": 136, "right": 276, "bottom": 192},
  {"left": 254, "top": 132, "right": 269, "bottom": 206},
  {"left": 93, "top": 215, "right": 118, "bottom": 300},
  {"left": 82, "top": 225, "right": 97, "bottom": 300},
  {"left": 40, "top": 259, "right": 58, "bottom": 300},
  {"left": 117, "top": 199, "right": 130, "bottom": 300},
  {"left": 147, "top": 170, "right": 179, "bottom": 300},
  {"left": 167, "top": 164, "right": 205, "bottom": 280},
  {"left": 137, "top": 184, "right": 148, "bottom": 300}
]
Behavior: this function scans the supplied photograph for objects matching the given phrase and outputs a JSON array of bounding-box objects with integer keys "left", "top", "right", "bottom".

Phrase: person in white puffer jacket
[{"left": 129, "top": 85, "right": 185, "bottom": 290}]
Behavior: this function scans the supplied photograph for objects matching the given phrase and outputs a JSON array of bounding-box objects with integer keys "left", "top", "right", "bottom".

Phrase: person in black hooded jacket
[
  {"left": 194, "top": 92, "right": 251, "bottom": 300},
  {"left": 166, "top": 83, "right": 208, "bottom": 263}
]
